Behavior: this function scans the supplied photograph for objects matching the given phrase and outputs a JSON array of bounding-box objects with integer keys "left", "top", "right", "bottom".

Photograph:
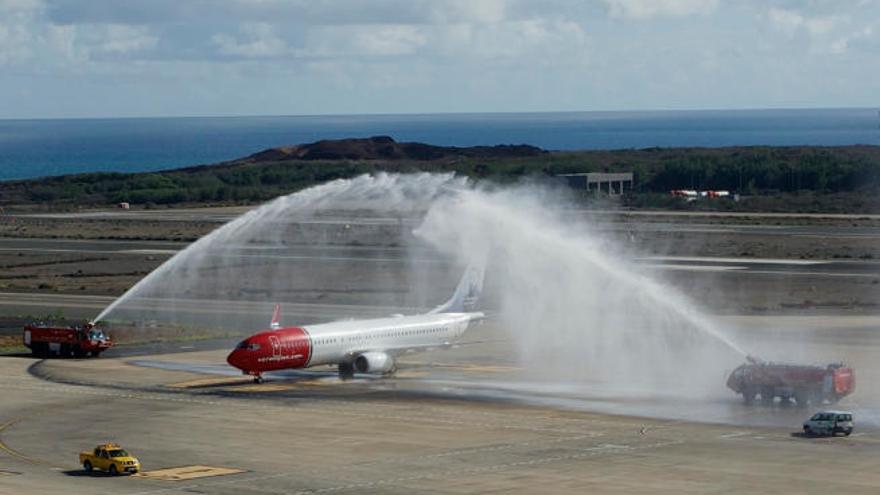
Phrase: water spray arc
[
  {"left": 416, "top": 186, "right": 745, "bottom": 396},
  {"left": 97, "top": 172, "right": 745, "bottom": 400}
]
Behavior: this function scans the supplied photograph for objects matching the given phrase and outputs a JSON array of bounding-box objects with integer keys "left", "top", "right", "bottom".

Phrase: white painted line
[
  {"left": 122, "top": 249, "right": 179, "bottom": 255},
  {"left": 719, "top": 432, "right": 751, "bottom": 439},
  {"left": 644, "top": 264, "right": 746, "bottom": 272},
  {"left": 644, "top": 256, "right": 826, "bottom": 265}
]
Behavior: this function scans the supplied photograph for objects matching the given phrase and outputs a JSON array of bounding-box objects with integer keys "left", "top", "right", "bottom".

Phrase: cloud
[
  {"left": 438, "top": 19, "right": 588, "bottom": 61},
  {"left": 0, "top": 0, "right": 43, "bottom": 13},
  {"left": 305, "top": 24, "right": 427, "bottom": 57},
  {"left": 0, "top": 0, "right": 42, "bottom": 65},
  {"left": 43, "top": 0, "right": 432, "bottom": 26},
  {"left": 427, "top": 0, "right": 508, "bottom": 24},
  {"left": 2, "top": 0, "right": 880, "bottom": 117},
  {"left": 95, "top": 24, "right": 158, "bottom": 54},
  {"left": 766, "top": 7, "right": 841, "bottom": 37},
  {"left": 0, "top": 23, "right": 32, "bottom": 64},
  {"left": 601, "top": 0, "right": 718, "bottom": 19},
  {"left": 212, "top": 22, "right": 288, "bottom": 58}
]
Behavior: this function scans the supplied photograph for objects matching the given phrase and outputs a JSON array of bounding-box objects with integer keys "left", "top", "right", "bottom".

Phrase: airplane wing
[{"left": 348, "top": 338, "right": 497, "bottom": 358}]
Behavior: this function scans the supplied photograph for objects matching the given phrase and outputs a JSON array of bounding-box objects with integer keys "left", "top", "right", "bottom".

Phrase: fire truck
[
  {"left": 726, "top": 357, "right": 855, "bottom": 406},
  {"left": 23, "top": 321, "right": 112, "bottom": 358}
]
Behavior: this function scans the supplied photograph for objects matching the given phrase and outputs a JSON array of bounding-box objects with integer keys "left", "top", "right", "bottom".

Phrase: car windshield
[{"left": 108, "top": 449, "right": 129, "bottom": 457}]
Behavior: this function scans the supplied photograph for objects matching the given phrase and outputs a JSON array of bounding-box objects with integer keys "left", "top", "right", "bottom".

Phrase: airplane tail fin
[
  {"left": 429, "top": 264, "right": 485, "bottom": 314},
  {"left": 270, "top": 303, "right": 281, "bottom": 329}
]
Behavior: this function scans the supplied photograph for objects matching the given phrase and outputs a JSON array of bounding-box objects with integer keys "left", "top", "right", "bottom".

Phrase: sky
[{"left": 0, "top": 0, "right": 878, "bottom": 118}]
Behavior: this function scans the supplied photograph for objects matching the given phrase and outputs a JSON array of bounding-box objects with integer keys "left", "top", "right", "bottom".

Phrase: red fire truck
[
  {"left": 23, "top": 322, "right": 112, "bottom": 358},
  {"left": 726, "top": 358, "right": 855, "bottom": 406}
]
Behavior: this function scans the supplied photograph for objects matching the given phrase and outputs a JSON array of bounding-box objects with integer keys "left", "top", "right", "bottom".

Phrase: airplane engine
[{"left": 354, "top": 352, "right": 396, "bottom": 374}]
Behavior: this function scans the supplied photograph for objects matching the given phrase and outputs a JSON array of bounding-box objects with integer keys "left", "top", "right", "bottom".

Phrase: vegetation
[{"left": 3, "top": 144, "right": 880, "bottom": 212}]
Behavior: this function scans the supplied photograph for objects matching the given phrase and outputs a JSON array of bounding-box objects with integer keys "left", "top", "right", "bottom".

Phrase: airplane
[{"left": 226, "top": 265, "right": 485, "bottom": 382}]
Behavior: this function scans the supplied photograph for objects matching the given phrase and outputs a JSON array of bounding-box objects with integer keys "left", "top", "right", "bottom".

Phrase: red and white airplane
[{"left": 226, "top": 266, "right": 484, "bottom": 382}]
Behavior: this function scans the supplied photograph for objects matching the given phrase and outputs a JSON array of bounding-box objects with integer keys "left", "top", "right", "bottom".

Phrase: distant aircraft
[{"left": 227, "top": 265, "right": 485, "bottom": 382}]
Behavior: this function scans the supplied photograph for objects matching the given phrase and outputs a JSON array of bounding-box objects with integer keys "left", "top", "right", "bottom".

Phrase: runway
[{"left": 1, "top": 237, "right": 878, "bottom": 276}]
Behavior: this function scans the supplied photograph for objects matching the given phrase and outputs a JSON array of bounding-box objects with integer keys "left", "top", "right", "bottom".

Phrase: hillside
[
  {"left": 243, "top": 136, "right": 546, "bottom": 162},
  {"left": 3, "top": 137, "right": 880, "bottom": 213}
]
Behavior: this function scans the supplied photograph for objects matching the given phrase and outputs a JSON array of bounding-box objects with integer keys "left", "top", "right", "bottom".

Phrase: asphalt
[
  {"left": 2, "top": 208, "right": 880, "bottom": 493},
  {"left": 2, "top": 314, "right": 880, "bottom": 494}
]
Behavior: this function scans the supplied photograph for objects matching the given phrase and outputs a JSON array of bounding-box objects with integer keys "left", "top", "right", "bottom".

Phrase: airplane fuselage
[{"left": 226, "top": 312, "right": 480, "bottom": 376}]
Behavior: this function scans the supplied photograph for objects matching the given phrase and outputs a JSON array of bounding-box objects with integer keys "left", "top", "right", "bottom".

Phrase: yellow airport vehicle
[{"left": 79, "top": 443, "right": 141, "bottom": 475}]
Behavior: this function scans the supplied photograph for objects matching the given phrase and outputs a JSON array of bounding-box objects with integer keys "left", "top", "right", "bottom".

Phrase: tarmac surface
[
  {"left": 2, "top": 315, "right": 880, "bottom": 494},
  {"left": 3, "top": 208, "right": 880, "bottom": 493}
]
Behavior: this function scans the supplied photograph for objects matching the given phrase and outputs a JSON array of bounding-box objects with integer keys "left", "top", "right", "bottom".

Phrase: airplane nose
[{"left": 227, "top": 349, "right": 245, "bottom": 370}]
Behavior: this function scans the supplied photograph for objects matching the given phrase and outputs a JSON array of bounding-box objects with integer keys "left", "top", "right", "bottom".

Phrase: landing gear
[
  {"left": 252, "top": 374, "right": 264, "bottom": 384},
  {"left": 338, "top": 362, "right": 355, "bottom": 381}
]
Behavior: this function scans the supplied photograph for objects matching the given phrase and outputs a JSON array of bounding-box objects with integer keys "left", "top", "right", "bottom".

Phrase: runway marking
[
  {"left": 223, "top": 380, "right": 340, "bottom": 392},
  {"left": 644, "top": 256, "right": 826, "bottom": 265},
  {"left": 166, "top": 377, "right": 252, "bottom": 388},
  {"left": 0, "top": 418, "right": 66, "bottom": 469},
  {"left": 648, "top": 264, "right": 747, "bottom": 272},
  {"left": 393, "top": 370, "right": 429, "bottom": 378},
  {"left": 0, "top": 470, "right": 19, "bottom": 476},
  {"left": 719, "top": 431, "right": 752, "bottom": 439},
  {"left": 121, "top": 249, "right": 178, "bottom": 255},
  {"left": 133, "top": 465, "right": 245, "bottom": 481}
]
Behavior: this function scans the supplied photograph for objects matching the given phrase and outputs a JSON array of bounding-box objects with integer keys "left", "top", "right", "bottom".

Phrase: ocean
[{"left": 1, "top": 108, "right": 879, "bottom": 181}]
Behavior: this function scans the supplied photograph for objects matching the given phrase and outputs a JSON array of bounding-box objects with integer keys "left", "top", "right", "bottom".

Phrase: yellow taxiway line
[
  {"left": 166, "top": 376, "right": 253, "bottom": 388},
  {"left": 0, "top": 418, "right": 66, "bottom": 469}
]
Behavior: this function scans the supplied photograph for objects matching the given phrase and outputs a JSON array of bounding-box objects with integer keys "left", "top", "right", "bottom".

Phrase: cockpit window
[{"left": 236, "top": 341, "right": 260, "bottom": 350}]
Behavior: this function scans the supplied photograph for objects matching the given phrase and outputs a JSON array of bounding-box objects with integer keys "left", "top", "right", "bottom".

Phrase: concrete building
[{"left": 557, "top": 172, "right": 633, "bottom": 195}]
